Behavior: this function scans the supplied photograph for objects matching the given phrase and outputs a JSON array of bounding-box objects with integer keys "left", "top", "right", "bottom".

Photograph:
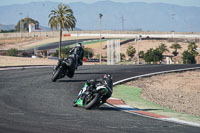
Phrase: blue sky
[{"left": 0, "top": 0, "right": 200, "bottom": 7}]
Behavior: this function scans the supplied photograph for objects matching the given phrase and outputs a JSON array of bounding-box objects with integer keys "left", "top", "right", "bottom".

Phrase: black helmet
[{"left": 77, "top": 43, "right": 82, "bottom": 47}]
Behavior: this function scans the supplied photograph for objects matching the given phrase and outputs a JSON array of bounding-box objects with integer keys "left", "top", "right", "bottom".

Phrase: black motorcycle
[{"left": 51, "top": 50, "right": 79, "bottom": 82}]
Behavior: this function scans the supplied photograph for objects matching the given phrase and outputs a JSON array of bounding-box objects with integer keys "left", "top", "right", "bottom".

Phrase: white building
[{"left": 29, "top": 23, "right": 35, "bottom": 32}]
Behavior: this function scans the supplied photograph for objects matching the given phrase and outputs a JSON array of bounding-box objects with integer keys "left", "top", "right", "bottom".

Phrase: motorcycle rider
[
  {"left": 54, "top": 43, "right": 84, "bottom": 72},
  {"left": 80, "top": 74, "right": 113, "bottom": 106},
  {"left": 69, "top": 42, "right": 84, "bottom": 66}
]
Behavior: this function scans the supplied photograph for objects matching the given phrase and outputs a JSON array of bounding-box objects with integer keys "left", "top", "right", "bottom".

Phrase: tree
[
  {"left": 84, "top": 48, "right": 94, "bottom": 59},
  {"left": 126, "top": 45, "right": 136, "bottom": 60},
  {"left": 144, "top": 48, "right": 163, "bottom": 64},
  {"left": 157, "top": 43, "right": 169, "bottom": 54},
  {"left": 15, "top": 17, "right": 39, "bottom": 32},
  {"left": 6, "top": 48, "right": 18, "bottom": 56},
  {"left": 49, "top": 3, "right": 76, "bottom": 58},
  {"left": 139, "top": 51, "right": 144, "bottom": 58},
  {"left": 182, "top": 50, "right": 196, "bottom": 64},
  {"left": 170, "top": 43, "right": 182, "bottom": 56},
  {"left": 188, "top": 41, "right": 198, "bottom": 56},
  {"left": 120, "top": 53, "right": 125, "bottom": 61},
  {"left": 54, "top": 47, "right": 72, "bottom": 58}
]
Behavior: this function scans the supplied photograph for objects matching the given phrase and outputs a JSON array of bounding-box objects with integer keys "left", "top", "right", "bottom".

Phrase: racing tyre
[{"left": 84, "top": 93, "right": 101, "bottom": 110}]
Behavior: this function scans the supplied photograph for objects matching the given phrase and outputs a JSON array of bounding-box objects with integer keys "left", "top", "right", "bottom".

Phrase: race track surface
[
  {"left": 28, "top": 38, "right": 98, "bottom": 52},
  {"left": 0, "top": 64, "right": 200, "bottom": 133}
]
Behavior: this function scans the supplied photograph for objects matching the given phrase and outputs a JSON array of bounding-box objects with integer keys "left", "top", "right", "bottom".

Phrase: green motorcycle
[{"left": 73, "top": 74, "right": 113, "bottom": 109}]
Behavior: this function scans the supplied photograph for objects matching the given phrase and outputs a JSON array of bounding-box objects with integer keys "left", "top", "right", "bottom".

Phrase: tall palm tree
[
  {"left": 157, "top": 43, "right": 169, "bottom": 54},
  {"left": 49, "top": 3, "right": 76, "bottom": 58},
  {"left": 170, "top": 43, "right": 182, "bottom": 56}
]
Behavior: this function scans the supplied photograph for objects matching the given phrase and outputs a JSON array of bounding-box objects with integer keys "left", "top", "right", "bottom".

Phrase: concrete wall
[{"left": 1, "top": 31, "right": 200, "bottom": 38}]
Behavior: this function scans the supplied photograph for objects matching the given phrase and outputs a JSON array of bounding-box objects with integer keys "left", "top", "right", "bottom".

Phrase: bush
[
  {"left": 6, "top": 48, "right": 18, "bottom": 56},
  {"left": 144, "top": 48, "right": 163, "bottom": 63},
  {"left": 84, "top": 48, "right": 94, "bottom": 59},
  {"left": 56, "top": 47, "right": 72, "bottom": 58},
  {"left": 126, "top": 45, "right": 136, "bottom": 60},
  {"left": 17, "top": 51, "right": 32, "bottom": 57},
  {"left": 139, "top": 51, "right": 144, "bottom": 58},
  {"left": 182, "top": 50, "right": 196, "bottom": 64},
  {"left": 120, "top": 53, "right": 125, "bottom": 61}
]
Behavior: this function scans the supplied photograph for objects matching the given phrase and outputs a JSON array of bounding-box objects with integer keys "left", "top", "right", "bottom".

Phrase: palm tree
[
  {"left": 188, "top": 41, "right": 198, "bottom": 56},
  {"left": 157, "top": 43, "right": 169, "bottom": 54},
  {"left": 170, "top": 43, "right": 182, "bottom": 56},
  {"left": 126, "top": 45, "right": 136, "bottom": 60},
  {"left": 49, "top": 3, "right": 76, "bottom": 58}
]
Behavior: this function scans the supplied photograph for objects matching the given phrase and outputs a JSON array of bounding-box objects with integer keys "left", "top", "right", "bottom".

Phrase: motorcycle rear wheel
[{"left": 84, "top": 93, "right": 101, "bottom": 110}]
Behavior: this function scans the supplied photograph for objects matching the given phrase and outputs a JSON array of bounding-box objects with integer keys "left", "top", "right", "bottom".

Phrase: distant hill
[
  {"left": 0, "top": 1, "right": 200, "bottom": 32},
  {"left": 0, "top": 24, "right": 15, "bottom": 30}
]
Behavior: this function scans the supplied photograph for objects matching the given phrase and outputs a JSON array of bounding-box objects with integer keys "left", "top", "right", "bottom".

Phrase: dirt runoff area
[
  {"left": 0, "top": 56, "right": 98, "bottom": 66},
  {"left": 0, "top": 56, "right": 57, "bottom": 66},
  {"left": 126, "top": 70, "right": 200, "bottom": 117}
]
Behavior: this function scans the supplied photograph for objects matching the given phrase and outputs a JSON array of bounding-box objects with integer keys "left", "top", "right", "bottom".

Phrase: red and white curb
[
  {"left": 106, "top": 98, "right": 168, "bottom": 119},
  {"left": 106, "top": 97, "right": 200, "bottom": 127}
]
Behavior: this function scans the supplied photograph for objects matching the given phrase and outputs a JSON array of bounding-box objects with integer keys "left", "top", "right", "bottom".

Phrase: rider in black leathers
[
  {"left": 69, "top": 43, "right": 84, "bottom": 66},
  {"left": 86, "top": 74, "right": 113, "bottom": 105}
]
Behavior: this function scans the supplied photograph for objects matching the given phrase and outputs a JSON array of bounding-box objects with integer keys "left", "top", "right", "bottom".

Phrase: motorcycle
[
  {"left": 73, "top": 77, "right": 112, "bottom": 110},
  {"left": 51, "top": 51, "right": 79, "bottom": 82}
]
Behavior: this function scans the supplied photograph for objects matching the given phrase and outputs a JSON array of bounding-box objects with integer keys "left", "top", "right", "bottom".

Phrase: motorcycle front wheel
[
  {"left": 51, "top": 67, "right": 62, "bottom": 82},
  {"left": 84, "top": 93, "right": 101, "bottom": 110}
]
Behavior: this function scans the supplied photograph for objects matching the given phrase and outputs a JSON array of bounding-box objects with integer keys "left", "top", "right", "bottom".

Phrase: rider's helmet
[
  {"left": 77, "top": 42, "right": 82, "bottom": 47},
  {"left": 104, "top": 74, "right": 112, "bottom": 79},
  {"left": 104, "top": 74, "right": 113, "bottom": 91}
]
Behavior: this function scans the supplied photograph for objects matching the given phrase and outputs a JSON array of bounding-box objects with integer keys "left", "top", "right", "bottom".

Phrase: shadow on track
[
  {"left": 99, "top": 106, "right": 120, "bottom": 111},
  {"left": 141, "top": 109, "right": 162, "bottom": 111},
  {"left": 75, "top": 72, "right": 106, "bottom": 75},
  {"left": 58, "top": 79, "right": 87, "bottom": 82}
]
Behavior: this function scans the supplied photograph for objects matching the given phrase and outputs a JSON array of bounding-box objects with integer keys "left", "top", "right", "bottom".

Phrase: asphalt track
[
  {"left": 28, "top": 38, "right": 98, "bottom": 52},
  {"left": 0, "top": 64, "right": 200, "bottom": 133}
]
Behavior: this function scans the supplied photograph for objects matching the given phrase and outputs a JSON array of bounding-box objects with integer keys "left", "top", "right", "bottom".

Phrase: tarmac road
[
  {"left": 0, "top": 64, "right": 200, "bottom": 133},
  {"left": 27, "top": 38, "right": 98, "bottom": 52}
]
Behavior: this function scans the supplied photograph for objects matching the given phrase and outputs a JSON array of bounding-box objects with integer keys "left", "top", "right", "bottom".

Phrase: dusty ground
[
  {"left": 0, "top": 37, "right": 48, "bottom": 50},
  {"left": 126, "top": 70, "right": 200, "bottom": 117},
  {"left": 0, "top": 36, "right": 98, "bottom": 50},
  {"left": 0, "top": 55, "right": 57, "bottom": 66},
  {"left": 0, "top": 55, "right": 98, "bottom": 66}
]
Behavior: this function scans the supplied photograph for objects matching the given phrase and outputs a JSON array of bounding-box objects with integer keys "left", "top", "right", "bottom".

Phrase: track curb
[{"left": 107, "top": 67, "right": 200, "bottom": 127}]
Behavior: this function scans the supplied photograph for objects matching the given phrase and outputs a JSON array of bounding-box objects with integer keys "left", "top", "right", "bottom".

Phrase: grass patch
[{"left": 112, "top": 85, "right": 200, "bottom": 124}]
